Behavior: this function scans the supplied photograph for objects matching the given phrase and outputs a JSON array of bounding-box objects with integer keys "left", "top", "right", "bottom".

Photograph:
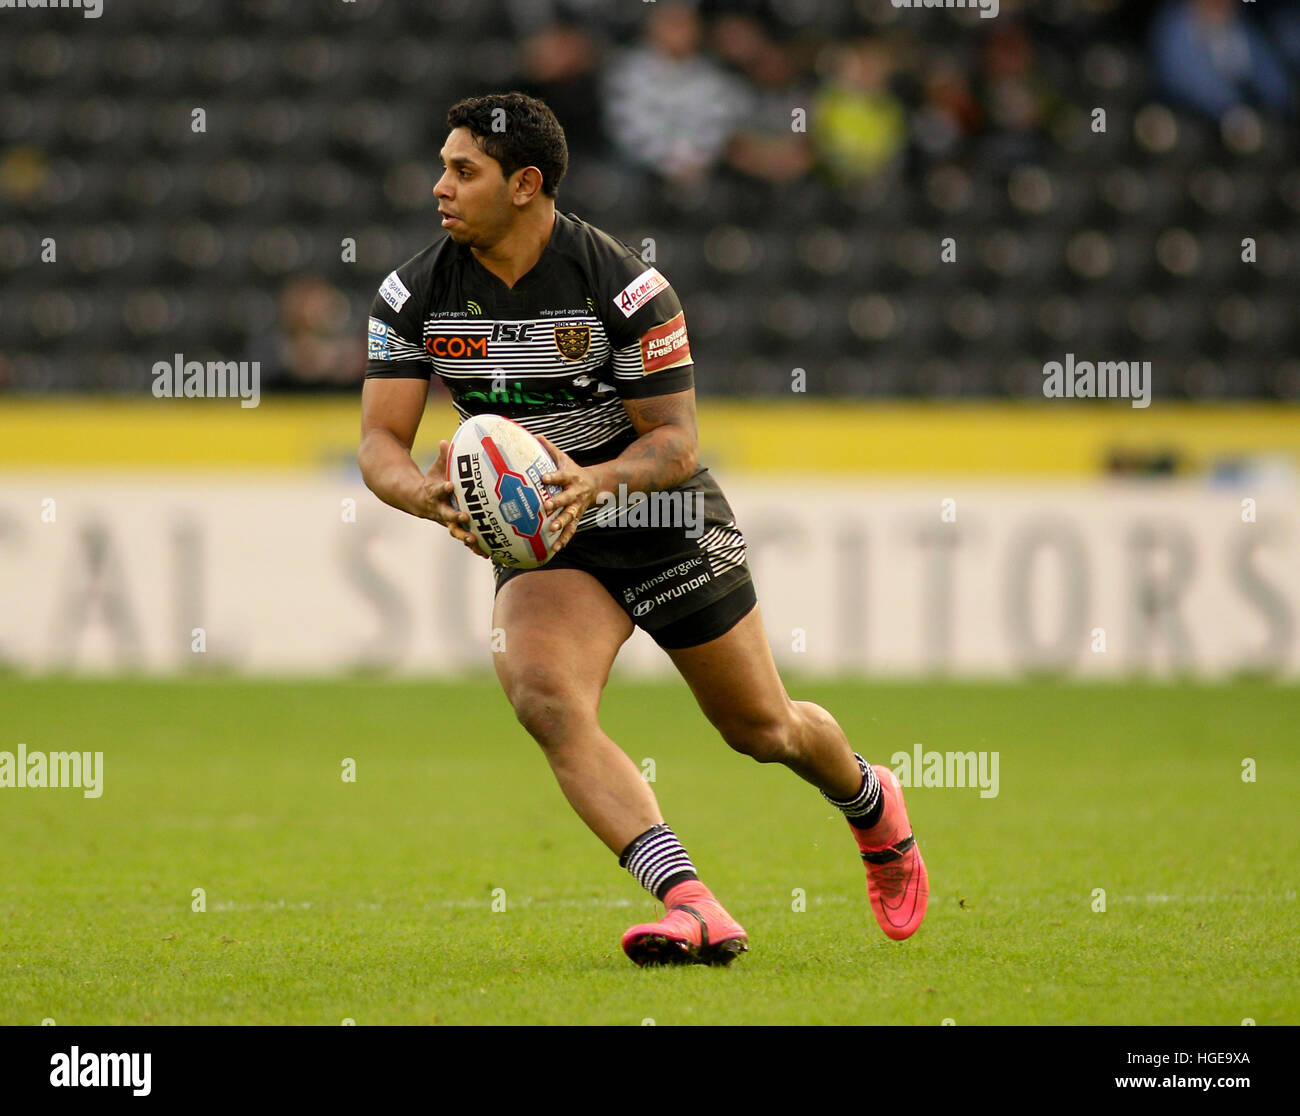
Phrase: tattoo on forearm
[
  {"left": 623, "top": 393, "right": 696, "bottom": 433},
  {"left": 603, "top": 391, "right": 698, "bottom": 494}
]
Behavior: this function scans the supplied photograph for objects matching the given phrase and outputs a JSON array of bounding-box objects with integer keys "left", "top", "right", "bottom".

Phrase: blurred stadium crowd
[{"left": 1, "top": 0, "right": 1298, "bottom": 399}]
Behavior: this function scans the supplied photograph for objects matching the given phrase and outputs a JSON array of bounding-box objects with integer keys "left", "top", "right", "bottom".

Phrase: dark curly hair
[{"left": 446, "top": 92, "right": 569, "bottom": 197}]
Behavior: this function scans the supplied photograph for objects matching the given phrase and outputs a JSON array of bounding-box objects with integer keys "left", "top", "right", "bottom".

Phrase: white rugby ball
[{"left": 446, "top": 413, "right": 565, "bottom": 568}]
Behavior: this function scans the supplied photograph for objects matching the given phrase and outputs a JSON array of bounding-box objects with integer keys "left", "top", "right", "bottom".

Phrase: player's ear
[{"left": 511, "top": 165, "right": 545, "bottom": 207}]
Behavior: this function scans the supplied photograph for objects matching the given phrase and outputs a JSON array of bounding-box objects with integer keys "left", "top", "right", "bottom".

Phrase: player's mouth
[{"left": 439, "top": 210, "right": 461, "bottom": 227}]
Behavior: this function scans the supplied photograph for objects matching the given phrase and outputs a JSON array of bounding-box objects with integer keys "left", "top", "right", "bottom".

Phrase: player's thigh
[
  {"left": 492, "top": 567, "right": 635, "bottom": 721},
  {"left": 664, "top": 603, "right": 794, "bottom": 747}
]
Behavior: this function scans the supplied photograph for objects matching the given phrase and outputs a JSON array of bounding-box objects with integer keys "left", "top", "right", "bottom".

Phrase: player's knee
[
  {"left": 718, "top": 711, "right": 797, "bottom": 764},
  {"left": 507, "top": 676, "right": 591, "bottom": 748}
]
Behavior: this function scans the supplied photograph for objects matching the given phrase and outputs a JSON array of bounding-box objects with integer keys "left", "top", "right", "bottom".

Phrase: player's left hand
[{"left": 536, "top": 433, "right": 597, "bottom": 554}]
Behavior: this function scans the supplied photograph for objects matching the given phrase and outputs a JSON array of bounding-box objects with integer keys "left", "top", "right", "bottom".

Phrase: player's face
[{"left": 434, "top": 127, "right": 516, "bottom": 250}]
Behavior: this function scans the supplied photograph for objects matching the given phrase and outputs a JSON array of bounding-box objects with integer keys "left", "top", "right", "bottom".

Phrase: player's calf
[{"left": 710, "top": 704, "right": 802, "bottom": 766}]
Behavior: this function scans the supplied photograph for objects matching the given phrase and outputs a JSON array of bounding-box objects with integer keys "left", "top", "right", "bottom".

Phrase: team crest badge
[{"left": 554, "top": 324, "right": 590, "bottom": 360}]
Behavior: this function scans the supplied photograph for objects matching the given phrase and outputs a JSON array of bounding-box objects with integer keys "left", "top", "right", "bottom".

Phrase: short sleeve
[
  {"left": 602, "top": 259, "right": 695, "bottom": 399},
  {"left": 364, "top": 267, "right": 429, "bottom": 380}
]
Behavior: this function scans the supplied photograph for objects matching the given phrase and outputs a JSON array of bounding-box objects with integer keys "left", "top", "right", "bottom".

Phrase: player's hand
[
  {"left": 537, "top": 433, "right": 596, "bottom": 554},
  {"left": 424, "top": 440, "right": 490, "bottom": 560}
]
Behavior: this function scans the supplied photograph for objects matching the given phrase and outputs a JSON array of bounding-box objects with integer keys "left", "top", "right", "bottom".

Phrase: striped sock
[
  {"left": 619, "top": 824, "right": 698, "bottom": 901},
  {"left": 822, "top": 753, "right": 884, "bottom": 831}
]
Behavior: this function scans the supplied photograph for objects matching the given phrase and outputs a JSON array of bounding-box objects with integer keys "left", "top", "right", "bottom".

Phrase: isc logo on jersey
[{"left": 447, "top": 414, "right": 565, "bottom": 569}]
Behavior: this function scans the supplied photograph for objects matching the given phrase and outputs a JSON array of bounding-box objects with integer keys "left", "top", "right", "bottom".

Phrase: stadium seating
[{"left": 1, "top": 0, "right": 1296, "bottom": 399}]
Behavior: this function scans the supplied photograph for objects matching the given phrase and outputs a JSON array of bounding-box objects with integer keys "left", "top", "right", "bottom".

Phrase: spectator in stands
[
  {"left": 599, "top": 1, "right": 751, "bottom": 189},
  {"left": 256, "top": 275, "right": 364, "bottom": 390},
  {"left": 1150, "top": 0, "right": 1293, "bottom": 120},
  {"left": 1258, "top": 0, "right": 1300, "bottom": 78},
  {"left": 811, "top": 38, "right": 906, "bottom": 184},
  {"left": 912, "top": 49, "right": 982, "bottom": 162},
  {"left": 711, "top": 10, "right": 770, "bottom": 74},
  {"left": 715, "top": 15, "right": 816, "bottom": 185},
  {"left": 976, "top": 23, "right": 1054, "bottom": 171},
  {"left": 516, "top": 22, "right": 606, "bottom": 157}
]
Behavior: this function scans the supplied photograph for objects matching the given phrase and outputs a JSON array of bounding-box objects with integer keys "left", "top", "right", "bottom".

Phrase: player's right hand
[{"left": 423, "top": 440, "right": 489, "bottom": 560}]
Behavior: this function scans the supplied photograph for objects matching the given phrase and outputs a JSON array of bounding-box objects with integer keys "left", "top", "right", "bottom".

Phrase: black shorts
[{"left": 492, "top": 468, "right": 756, "bottom": 650}]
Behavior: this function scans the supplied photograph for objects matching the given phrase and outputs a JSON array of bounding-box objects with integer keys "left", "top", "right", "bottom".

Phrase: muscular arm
[
  {"left": 358, "top": 378, "right": 482, "bottom": 554},
  {"left": 358, "top": 377, "right": 435, "bottom": 517},
  {"left": 589, "top": 387, "right": 699, "bottom": 497},
  {"left": 539, "top": 386, "right": 699, "bottom": 549}
]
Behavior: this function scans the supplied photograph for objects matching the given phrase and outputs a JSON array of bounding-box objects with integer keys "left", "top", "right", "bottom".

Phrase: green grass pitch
[{"left": 1, "top": 677, "right": 1296, "bottom": 1026}]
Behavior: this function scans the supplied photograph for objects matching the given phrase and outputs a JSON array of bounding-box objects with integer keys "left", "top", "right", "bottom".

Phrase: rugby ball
[{"left": 446, "top": 414, "right": 565, "bottom": 568}]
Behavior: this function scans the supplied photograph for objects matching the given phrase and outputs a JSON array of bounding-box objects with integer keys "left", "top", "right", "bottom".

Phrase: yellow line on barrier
[
  {"left": 700, "top": 402, "right": 1300, "bottom": 475},
  {"left": 0, "top": 398, "right": 1296, "bottom": 474}
]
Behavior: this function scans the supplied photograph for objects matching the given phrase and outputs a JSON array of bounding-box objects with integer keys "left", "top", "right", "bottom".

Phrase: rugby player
[{"left": 358, "top": 92, "right": 927, "bottom": 965}]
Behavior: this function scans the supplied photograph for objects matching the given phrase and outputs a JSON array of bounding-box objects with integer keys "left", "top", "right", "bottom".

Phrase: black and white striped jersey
[{"left": 364, "top": 211, "right": 694, "bottom": 469}]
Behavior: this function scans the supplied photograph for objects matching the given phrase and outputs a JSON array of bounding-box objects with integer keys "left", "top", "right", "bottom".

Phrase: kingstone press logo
[
  {"left": 594, "top": 484, "right": 705, "bottom": 539},
  {"left": 152, "top": 353, "right": 260, "bottom": 408},
  {"left": 0, "top": 744, "right": 103, "bottom": 798}
]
